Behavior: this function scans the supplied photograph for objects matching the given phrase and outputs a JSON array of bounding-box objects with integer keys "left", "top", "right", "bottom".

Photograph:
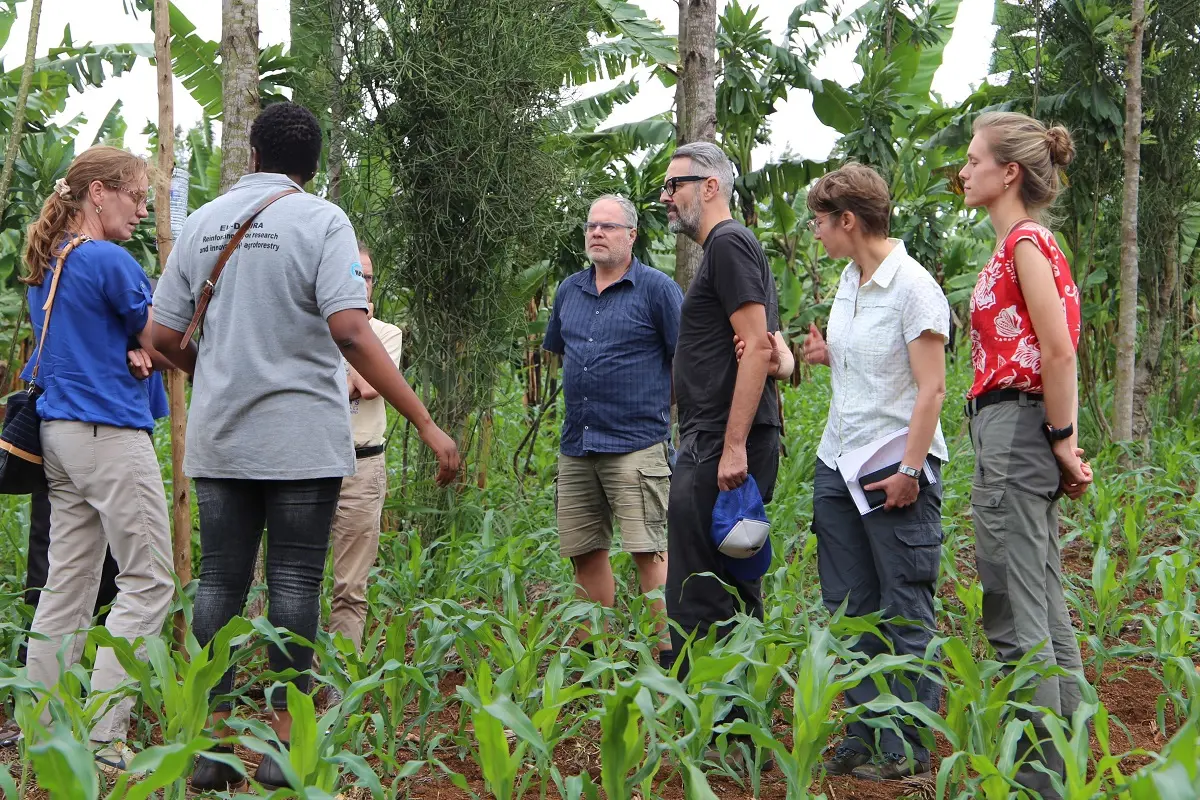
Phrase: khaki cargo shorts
[{"left": 555, "top": 441, "right": 671, "bottom": 558}]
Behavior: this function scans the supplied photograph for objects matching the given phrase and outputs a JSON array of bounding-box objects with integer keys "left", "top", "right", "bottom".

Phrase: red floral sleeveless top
[{"left": 968, "top": 221, "right": 1081, "bottom": 399}]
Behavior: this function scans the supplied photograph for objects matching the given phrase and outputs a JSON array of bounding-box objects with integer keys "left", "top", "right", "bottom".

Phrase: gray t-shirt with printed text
[{"left": 153, "top": 172, "right": 368, "bottom": 480}]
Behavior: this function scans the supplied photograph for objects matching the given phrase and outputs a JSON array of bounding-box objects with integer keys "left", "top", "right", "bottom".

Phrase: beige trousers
[
  {"left": 26, "top": 421, "right": 174, "bottom": 744},
  {"left": 327, "top": 453, "right": 387, "bottom": 648}
]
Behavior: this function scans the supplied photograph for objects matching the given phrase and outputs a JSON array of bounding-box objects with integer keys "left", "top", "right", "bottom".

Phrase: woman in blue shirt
[{"left": 20, "top": 145, "right": 192, "bottom": 770}]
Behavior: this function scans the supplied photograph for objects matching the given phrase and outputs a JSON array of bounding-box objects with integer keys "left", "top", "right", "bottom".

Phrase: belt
[
  {"left": 965, "top": 388, "right": 1044, "bottom": 418},
  {"left": 355, "top": 444, "right": 385, "bottom": 459}
]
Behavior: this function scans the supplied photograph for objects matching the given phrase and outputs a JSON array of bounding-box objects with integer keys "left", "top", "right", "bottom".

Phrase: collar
[
  {"left": 703, "top": 218, "right": 738, "bottom": 249},
  {"left": 853, "top": 239, "right": 906, "bottom": 289},
  {"left": 232, "top": 172, "right": 304, "bottom": 192},
  {"left": 584, "top": 256, "right": 641, "bottom": 296}
]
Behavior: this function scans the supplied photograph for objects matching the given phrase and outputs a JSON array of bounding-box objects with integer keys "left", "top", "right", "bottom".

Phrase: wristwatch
[
  {"left": 1043, "top": 422, "right": 1074, "bottom": 442},
  {"left": 897, "top": 464, "right": 922, "bottom": 480}
]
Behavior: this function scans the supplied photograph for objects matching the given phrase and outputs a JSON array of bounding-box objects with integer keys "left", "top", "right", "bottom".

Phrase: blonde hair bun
[{"left": 1045, "top": 126, "right": 1075, "bottom": 167}]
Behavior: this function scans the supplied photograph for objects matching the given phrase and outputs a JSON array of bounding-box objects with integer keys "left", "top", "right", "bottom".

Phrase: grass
[{"left": 1, "top": 347, "right": 1199, "bottom": 799}]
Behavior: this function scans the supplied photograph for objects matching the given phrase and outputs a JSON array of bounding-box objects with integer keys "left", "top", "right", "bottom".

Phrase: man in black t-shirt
[{"left": 660, "top": 142, "right": 791, "bottom": 679}]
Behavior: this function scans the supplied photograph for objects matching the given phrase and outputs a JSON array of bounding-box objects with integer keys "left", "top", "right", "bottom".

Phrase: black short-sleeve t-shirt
[{"left": 674, "top": 219, "right": 781, "bottom": 435}]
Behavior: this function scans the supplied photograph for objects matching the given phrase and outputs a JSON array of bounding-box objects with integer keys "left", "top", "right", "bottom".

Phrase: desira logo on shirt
[{"left": 350, "top": 262, "right": 365, "bottom": 282}]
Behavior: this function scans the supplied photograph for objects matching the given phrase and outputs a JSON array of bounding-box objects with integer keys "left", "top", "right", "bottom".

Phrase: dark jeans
[
  {"left": 18, "top": 490, "right": 119, "bottom": 665},
  {"left": 665, "top": 425, "right": 781, "bottom": 666},
  {"left": 812, "top": 459, "right": 944, "bottom": 762},
  {"left": 192, "top": 477, "right": 341, "bottom": 712}
]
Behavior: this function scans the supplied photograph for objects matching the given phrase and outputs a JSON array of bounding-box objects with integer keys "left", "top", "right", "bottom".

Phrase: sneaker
[
  {"left": 191, "top": 745, "right": 246, "bottom": 792},
  {"left": 0, "top": 719, "right": 21, "bottom": 748},
  {"left": 322, "top": 685, "right": 344, "bottom": 710},
  {"left": 822, "top": 744, "right": 871, "bottom": 776},
  {"left": 93, "top": 741, "right": 135, "bottom": 773},
  {"left": 851, "top": 752, "right": 931, "bottom": 781}
]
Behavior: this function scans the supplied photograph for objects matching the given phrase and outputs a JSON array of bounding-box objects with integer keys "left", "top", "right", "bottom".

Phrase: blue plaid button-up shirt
[{"left": 543, "top": 257, "right": 683, "bottom": 457}]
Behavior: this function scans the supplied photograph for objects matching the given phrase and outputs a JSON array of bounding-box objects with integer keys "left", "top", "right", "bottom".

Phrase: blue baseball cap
[{"left": 711, "top": 475, "right": 772, "bottom": 581}]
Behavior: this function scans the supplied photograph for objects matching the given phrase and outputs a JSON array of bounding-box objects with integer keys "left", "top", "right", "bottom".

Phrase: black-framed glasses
[{"left": 661, "top": 175, "right": 709, "bottom": 197}]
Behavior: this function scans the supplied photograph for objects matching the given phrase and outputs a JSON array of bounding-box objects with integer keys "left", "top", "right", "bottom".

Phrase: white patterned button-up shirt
[{"left": 817, "top": 239, "right": 951, "bottom": 470}]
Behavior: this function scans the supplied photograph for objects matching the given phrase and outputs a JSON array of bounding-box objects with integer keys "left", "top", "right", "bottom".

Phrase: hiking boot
[
  {"left": 704, "top": 735, "right": 775, "bottom": 774},
  {"left": 822, "top": 744, "right": 871, "bottom": 775},
  {"left": 254, "top": 741, "right": 292, "bottom": 789},
  {"left": 191, "top": 745, "right": 246, "bottom": 792},
  {"left": 852, "top": 752, "right": 931, "bottom": 781}
]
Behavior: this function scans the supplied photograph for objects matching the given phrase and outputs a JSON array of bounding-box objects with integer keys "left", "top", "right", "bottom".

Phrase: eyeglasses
[
  {"left": 661, "top": 175, "right": 709, "bottom": 197},
  {"left": 584, "top": 222, "right": 634, "bottom": 233},
  {"left": 806, "top": 211, "right": 838, "bottom": 233},
  {"left": 114, "top": 186, "right": 151, "bottom": 208},
  {"left": 363, "top": 274, "right": 375, "bottom": 285}
]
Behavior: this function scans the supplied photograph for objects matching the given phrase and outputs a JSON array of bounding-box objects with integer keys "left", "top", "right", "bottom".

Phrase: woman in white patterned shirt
[{"left": 803, "top": 164, "right": 950, "bottom": 781}]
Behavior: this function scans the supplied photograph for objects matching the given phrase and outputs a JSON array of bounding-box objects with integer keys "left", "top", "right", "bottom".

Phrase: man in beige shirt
[{"left": 327, "top": 243, "right": 404, "bottom": 667}]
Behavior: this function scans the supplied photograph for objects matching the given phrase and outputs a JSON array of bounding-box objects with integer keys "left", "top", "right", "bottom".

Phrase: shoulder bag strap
[
  {"left": 180, "top": 187, "right": 301, "bottom": 347},
  {"left": 30, "top": 234, "right": 92, "bottom": 383}
]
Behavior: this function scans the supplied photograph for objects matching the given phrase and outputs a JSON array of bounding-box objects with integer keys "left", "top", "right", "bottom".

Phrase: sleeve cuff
[
  {"left": 320, "top": 296, "right": 370, "bottom": 321},
  {"left": 152, "top": 306, "right": 193, "bottom": 334}
]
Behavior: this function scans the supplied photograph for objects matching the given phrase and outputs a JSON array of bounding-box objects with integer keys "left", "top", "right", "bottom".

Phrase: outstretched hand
[{"left": 801, "top": 323, "right": 829, "bottom": 366}]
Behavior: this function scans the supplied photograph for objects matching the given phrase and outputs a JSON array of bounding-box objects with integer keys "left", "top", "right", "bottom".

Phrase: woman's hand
[
  {"left": 126, "top": 349, "right": 153, "bottom": 380},
  {"left": 733, "top": 331, "right": 795, "bottom": 379},
  {"left": 802, "top": 323, "right": 830, "bottom": 366},
  {"left": 863, "top": 471, "right": 920, "bottom": 510}
]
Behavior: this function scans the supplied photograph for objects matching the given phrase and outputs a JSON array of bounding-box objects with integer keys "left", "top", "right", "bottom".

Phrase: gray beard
[{"left": 668, "top": 203, "right": 701, "bottom": 239}]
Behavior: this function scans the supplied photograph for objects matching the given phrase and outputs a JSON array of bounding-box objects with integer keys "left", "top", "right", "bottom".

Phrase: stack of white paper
[{"left": 835, "top": 427, "right": 938, "bottom": 515}]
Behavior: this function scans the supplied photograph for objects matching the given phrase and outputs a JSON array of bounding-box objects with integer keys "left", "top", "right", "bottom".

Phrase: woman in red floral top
[{"left": 958, "top": 111, "right": 1094, "bottom": 800}]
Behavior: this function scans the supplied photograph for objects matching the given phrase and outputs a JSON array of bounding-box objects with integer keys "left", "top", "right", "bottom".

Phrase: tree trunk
[
  {"left": 1131, "top": 231, "right": 1178, "bottom": 440},
  {"left": 155, "top": 0, "right": 193, "bottom": 643},
  {"left": 0, "top": 0, "right": 42, "bottom": 391},
  {"left": 1111, "top": 0, "right": 1146, "bottom": 442},
  {"left": 221, "top": 0, "right": 267, "bottom": 617},
  {"left": 327, "top": 32, "right": 345, "bottom": 203},
  {"left": 673, "top": 0, "right": 717, "bottom": 293},
  {"left": 219, "top": 0, "right": 260, "bottom": 194},
  {"left": 0, "top": 0, "right": 42, "bottom": 224}
]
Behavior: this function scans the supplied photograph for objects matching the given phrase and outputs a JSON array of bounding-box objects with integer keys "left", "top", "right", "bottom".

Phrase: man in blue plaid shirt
[{"left": 543, "top": 194, "right": 683, "bottom": 664}]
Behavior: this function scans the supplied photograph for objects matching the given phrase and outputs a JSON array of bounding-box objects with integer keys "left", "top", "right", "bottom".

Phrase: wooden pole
[{"left": 154, "top": 0, "right": 192, "bottom": 642}]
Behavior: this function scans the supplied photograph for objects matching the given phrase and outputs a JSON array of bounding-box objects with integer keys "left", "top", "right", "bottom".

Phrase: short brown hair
[{"left": 806, "top": 163, "right": 892, "bottom": 239}]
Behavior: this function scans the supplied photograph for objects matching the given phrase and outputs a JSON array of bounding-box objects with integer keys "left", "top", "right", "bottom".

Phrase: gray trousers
[
  {"left": 812, "top": 459, "right": 944, "bottom": 762},
  {"left": 969, "top": 395, "right": 1084, "bottom": 799}
]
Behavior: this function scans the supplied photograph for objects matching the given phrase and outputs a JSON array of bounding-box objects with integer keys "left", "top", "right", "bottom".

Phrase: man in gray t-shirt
[{"left": 151, "top": 102, "right": 459, "bottom": 793}]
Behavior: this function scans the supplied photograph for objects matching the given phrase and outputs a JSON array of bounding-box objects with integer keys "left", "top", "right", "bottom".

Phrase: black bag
[
  {"left": 0, "top": 384, "right": 48, "bottom": 494},
  {"left": 0, "top": 235, "right": 89, "bottom": 495}
]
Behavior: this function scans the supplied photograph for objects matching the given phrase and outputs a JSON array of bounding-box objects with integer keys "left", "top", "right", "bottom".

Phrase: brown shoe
[
  {"left": 851, "top": 752, "right": 931, "bottom": 781},
  {"left": 822, "top": 744, "right": 871, "bottom": 775}
]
